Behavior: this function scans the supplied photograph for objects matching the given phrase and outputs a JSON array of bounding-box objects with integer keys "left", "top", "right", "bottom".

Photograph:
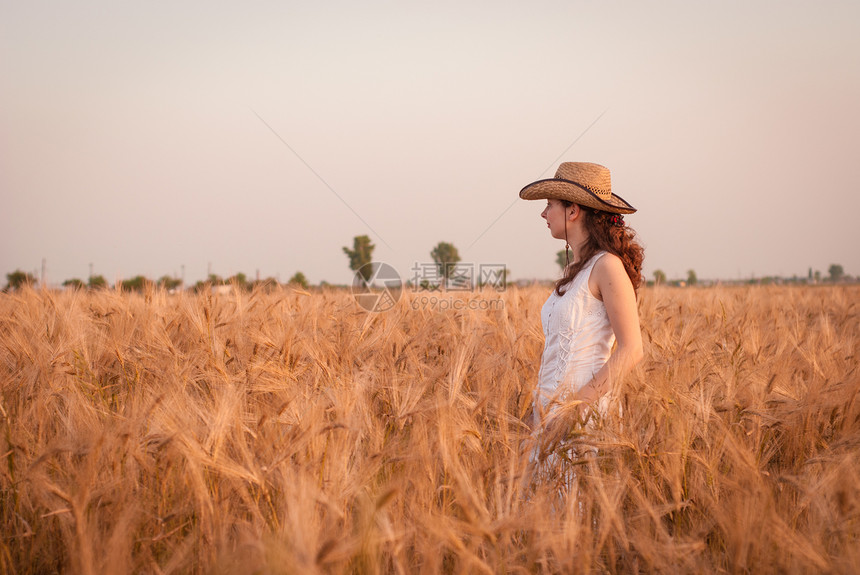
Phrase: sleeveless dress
[{"left": 535, "top": 251, "right": 615, "bottom": 423}]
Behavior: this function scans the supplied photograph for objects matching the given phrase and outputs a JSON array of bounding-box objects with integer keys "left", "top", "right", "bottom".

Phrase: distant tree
[
  {"left": 157, "top": 275, "right": 182, "bottom": 291},
  {"left": 87, "top": 275, "right": 108, "bottom": 289},
  {"left": 227, "top": 273, "right": 249, "bottom": 290},
  {"left": 430, "top": 242, "right": 461, "bottom": 286},
  {"left": 63, "top": 278, "right": 85, "bottom": 290},
  {"left": 122, "top": 275, "right": 151, "bottom": 293},
  {"left": 686, "top": 269, "right": 698, "bottom": 286},
  {"left": 653, "top": 269, "right": 667, "bottom": 285},
  {"left": 192, "top": 274, "right": 225, "bottom": 293},
  {"left": 828, "top": 264, "right": 844, "bottom": 283},
  {"left": 288, "top": 271, "right": 309, "bottom": 289},
  {"left": 814, "top": 270, "right": 821, "bottom": 283},
  {"left": 343, "top": 235, "right": 375, "bottom": 281},
  {"left": 5, "top": 270, "right": 37, "bottom": 291},
  {"left": 556, "top": 249, "right": 569, "bottom": 271}
]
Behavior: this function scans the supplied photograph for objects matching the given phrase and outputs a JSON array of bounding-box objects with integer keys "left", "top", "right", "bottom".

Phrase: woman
[{"left": 519, "top": 162, "right": 644, "bottom": 454}]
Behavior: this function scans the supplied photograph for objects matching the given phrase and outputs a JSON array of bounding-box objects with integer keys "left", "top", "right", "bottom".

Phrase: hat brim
[{"left": 519, "top": 178, "right": 636, "bottom": 214}]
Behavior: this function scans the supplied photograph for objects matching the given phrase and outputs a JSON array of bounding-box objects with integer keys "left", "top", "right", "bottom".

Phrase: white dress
[{"left": 535, "top": 251, "right": 615, "bottom": 422}]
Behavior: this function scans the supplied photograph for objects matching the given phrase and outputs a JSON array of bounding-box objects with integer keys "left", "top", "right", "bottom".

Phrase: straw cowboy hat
[{"left": 519, "top": 162, "right": 636, "bottom": 214}]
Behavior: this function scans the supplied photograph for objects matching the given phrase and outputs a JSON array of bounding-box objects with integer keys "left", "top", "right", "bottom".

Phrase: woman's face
[{"left": 541, "top": 199, "right": 571, "bottom": 240}]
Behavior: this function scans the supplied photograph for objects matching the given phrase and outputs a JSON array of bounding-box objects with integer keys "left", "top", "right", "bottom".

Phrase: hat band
[{"left": 554, "top": 178, "right": 625, "bottom": 209}]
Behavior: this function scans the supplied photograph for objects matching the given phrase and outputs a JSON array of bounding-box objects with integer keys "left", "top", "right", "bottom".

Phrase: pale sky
[{"left": 3, "top": 0, "right": 859, "bottom": 286}]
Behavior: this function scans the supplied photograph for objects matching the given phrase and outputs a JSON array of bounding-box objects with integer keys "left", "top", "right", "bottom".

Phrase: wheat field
[{"left": 0, "top": 284, "right": 858, "bottom": 574}]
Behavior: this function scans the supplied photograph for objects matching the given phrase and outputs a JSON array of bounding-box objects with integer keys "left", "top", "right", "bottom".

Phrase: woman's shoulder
[
  {"left": 589, "top": 252, "right": 629, "bottom": 292},
  {"left": 592, "top": 251, "right": 626, "bottom": 275},
  {"left": 593, "top": 250, "right": 622, "bottom": 267}
]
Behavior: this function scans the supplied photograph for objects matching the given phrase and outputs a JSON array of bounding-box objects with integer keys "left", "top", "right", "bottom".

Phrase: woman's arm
[{"left": 575, "top": 253, "right": 644, "bottom": 405}]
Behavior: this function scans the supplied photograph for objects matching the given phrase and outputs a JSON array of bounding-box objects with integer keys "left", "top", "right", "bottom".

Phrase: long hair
[{"left": 555, "top": 201, "right": 644, "bottom": 296}]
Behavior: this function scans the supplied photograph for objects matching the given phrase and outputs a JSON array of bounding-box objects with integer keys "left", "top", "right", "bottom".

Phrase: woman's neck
[{"left": 566, "top": 227, "right": 589, "bottom": 263}]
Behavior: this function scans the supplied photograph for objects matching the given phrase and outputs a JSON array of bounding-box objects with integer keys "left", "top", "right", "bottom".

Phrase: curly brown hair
[{"left": 555, "top": 201, "right": 644, "bottom": 296}]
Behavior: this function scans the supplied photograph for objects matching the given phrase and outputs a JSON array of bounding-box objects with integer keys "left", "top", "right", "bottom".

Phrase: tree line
[
  {"left": 647, "top": 264, "right": 848, "bottom": 287},
  {"left": 2, "top": 270, "right": 309, "bottom": 293},
  {"left": 3, "top": 236, "right": 466, "bottom": 293},
  {"left": 2, "top": 245, "right": 851, "bottom": 292}
]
